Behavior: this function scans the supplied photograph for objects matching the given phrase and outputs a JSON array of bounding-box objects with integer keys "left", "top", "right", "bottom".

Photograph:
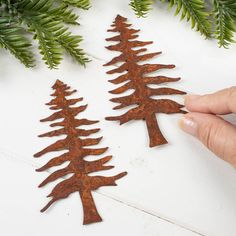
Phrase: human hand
[{"left": 179, "top": 87, "right": 236, "bottom": 168}]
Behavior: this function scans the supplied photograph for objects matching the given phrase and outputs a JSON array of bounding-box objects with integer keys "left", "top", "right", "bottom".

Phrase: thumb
[{"left": 179, "top": 112, "right": 236, "bottom": 168}]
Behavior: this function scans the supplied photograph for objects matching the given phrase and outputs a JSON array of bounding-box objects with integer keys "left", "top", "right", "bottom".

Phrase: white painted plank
[{"left": 0, "top": 0, "right": 236, "bottom": 235}]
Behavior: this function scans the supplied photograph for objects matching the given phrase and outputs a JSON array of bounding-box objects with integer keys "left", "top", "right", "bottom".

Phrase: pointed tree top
[
  {"left": 52, "top": 79, "right": 65, "bottom": 89},
  {"left": 115, "top": 14, "right": 127, "bottom": 22},
  {"left": 51, "top": 80, "right": 77, "bottom": 97}
]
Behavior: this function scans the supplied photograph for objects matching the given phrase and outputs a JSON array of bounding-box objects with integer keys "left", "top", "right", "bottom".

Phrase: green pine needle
[
  {"left": 0, "top": 17, "right": 34, "bottom": 67},
  {"left": 63, "top": 0, "right": 91, "bottom": 10},
  {"left": 52, "top": 4, "right": 79, "bottom": 25},
  {"left": 130, "top": 0, "right": 153, "bottom": 17},
  {"left": 26, "top": 15, "right": 63, "bottom": 69},
  {"left": 129, "top": 0, "right": 236, "bottom": 48},
  {"left": 57, "top": 33, "right": 90, "bottom": 66},
  {"left": 213, "top": 0, "right": 236, "bottom": 48},
  {"left": 0, "top": 0, "right": 89, "bottom": 68},
  {"left": 168, "top": 0, "right": 211, "bottom": 38}
]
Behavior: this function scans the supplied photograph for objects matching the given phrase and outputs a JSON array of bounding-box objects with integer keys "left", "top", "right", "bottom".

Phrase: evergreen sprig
[
  {"left": 0, "top": 16, "right": 34, "bottom": 67},
  {"left": 213, "top": 0, "right": 236, "bottom": 48},
  {"left": 130, "top": 0, "right": 236, "bottom": 48},
  {"left": 130, "top": 0, "right": 153, "bottom": 17},
  {"left": 0, "top": 0, "right": 90, "bottom": 68},
  {"left": 63, "top": 0, "right": 90, "bottom": 10},
  {"left": 168, "top": 0, "right": 211, "bottom": 38}
]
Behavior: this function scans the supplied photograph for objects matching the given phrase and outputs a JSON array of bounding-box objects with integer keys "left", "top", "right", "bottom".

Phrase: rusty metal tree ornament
[
  {"left": 34, "top": 80, "right": 127, "bottom": 225},
  {"left": 104, "top": 15, "right": 186, "bottom": 147}
]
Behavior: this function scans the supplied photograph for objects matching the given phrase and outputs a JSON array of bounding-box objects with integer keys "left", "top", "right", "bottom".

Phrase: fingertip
[
  {"left": 185, "top": 87, "right": 236, "bottom": 115},
  {"left": 184, "top": 94, "right": 203, "bottom": 112},
  {"left": 178, "top": 113, "right": 198, "bottom": 136},
  {"left": 182, "top": 113, "right": 236, "bottom": 165},
  {"left": 184, "top": 94, "right": 200, "bottom": 104}
]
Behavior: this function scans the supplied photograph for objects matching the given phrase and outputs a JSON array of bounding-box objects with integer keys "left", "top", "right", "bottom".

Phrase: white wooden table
[{"left": 0, "top": 1, "right": 236, "bottom": 235}]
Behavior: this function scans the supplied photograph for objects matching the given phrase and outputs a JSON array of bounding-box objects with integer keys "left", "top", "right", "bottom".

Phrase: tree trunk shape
[
  {"left": 146, "top": 113, "right": 167, "bottom": 147},
  {"left": 80, "top": 190, "right": 102, "bottom": 225}
]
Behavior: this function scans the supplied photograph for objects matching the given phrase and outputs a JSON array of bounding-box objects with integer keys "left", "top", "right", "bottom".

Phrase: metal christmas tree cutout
[
  {"left": 104, "top": 15, "right": 186, "bottom": 147},
  {"left": 34, "top": 80, "right": 127, "bottom": 225}
]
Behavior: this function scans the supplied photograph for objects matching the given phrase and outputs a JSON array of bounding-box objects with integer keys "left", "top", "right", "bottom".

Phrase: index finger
[{"left": 185, "top": 86, "right": 236, "bottom": 115}]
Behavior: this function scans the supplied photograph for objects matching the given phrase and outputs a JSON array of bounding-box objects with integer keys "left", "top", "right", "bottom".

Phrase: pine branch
[
  {"left": 168, "top": 0, "right": 211, "bottom": 37},
  {"left": 130, "top": 0, "right": 153, "bottom": 17},
  {"left": 62, "top": 0, "right": 91, "bottom": 10},
  {"left": 57, "top": 33, "right": 90, "bottom": 66},
  {"left": 25, "top": 15, "right": 63, "bottom": 69},
  {"left": 50, "top": 3, "right": 79, "bottom": 25},
  {"left": 213, "top": 0, "right": 236, "bottom": 48},
  {"left": 0, "top": 0, "right": 89, "bottom": 68},
  {"left": 129, "top": 0, "right": 236, "bottom": 47},
  {"left": 129, "top": 0, "right": 212, "bottom": 37},
  {"left": 0, "top": 16, "right": 34, "bottom": 67}
]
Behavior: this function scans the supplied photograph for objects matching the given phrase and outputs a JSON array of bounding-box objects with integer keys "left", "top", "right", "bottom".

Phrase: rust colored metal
[
  {"left": 34, "top": 80, "right": 127, "bottom": 225},
  {"left": 104, "top": 15, "right": 186, "bottom": 147}
]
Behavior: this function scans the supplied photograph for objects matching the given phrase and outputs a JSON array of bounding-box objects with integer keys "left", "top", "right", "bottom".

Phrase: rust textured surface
[
  {"left": 104, "top": 15, "right": 186, "bottom": 147},
  {"left": 34, "top": 80, "right": 127, "bottom": 225}
]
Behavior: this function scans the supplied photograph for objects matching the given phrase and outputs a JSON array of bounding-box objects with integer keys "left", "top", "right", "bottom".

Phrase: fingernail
[{"left": 179, "top": 116, "right": 198, "bottom": 136}]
